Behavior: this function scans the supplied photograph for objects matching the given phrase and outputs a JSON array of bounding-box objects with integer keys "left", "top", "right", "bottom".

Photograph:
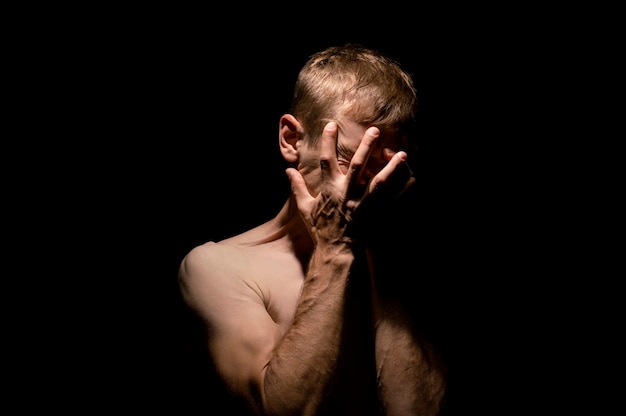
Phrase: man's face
[{"left": 297, "top": 117, "right": 410, "bottom": 196}]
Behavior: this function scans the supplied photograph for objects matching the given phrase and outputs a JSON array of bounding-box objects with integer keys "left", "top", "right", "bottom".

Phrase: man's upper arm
[{"left": 178, "top": 244, "right": 282, "bottom": 406}]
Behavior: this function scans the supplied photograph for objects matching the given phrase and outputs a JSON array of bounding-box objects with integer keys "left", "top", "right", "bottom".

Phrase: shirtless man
[{"left": 178, "top": 44, "right": 448, "bottom": 415}]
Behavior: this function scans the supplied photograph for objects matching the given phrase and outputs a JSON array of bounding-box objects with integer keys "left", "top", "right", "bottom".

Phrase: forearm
[
  {"left": 375, "top": 311, "right": 447, "bottom": 416},
  {"left": 262, "top": 241, "right": 353, "bottom": 415},
  {"left": 367, "top": 248, "right": 447, "bottom": 416}
]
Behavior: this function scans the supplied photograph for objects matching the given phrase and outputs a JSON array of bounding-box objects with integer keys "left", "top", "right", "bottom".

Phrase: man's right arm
[
  {"left": 263, "top": 240, "right": 355, "bottom": 415},
  {"left": 261, "top": 122, "right": 384, "bottom": 414},
  {"left": 178, "top": 239, "right": 358, "bottom": 416}
]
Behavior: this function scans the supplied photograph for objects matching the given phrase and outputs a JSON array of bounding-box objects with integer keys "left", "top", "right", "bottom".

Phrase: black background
[{"left": 9, "top": 6, "right": 569, "bottom": 414}]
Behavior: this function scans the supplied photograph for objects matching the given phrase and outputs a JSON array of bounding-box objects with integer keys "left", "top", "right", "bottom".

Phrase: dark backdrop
[{"left": 19, "top": 9, "right": 544, "bottom": 415}]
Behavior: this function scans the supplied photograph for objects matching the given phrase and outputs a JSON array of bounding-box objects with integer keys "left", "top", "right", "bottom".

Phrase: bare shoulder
[
  {"left": 178, "top": 241, "right": 245, "bottom": 287},
  {"left": 180, "top": 241, "right": 232, "bottom": 272},
  {"left": 178, "top": 238, "right": 303, "bottom": 328}
]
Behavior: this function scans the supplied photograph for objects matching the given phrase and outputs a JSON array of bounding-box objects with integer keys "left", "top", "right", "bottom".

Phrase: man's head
[
  {"left": 291, "top": 44, "right": 417, "bottom": 147},
  {"left": 279, "top": 44, "right": 418, "bottom": 195}
]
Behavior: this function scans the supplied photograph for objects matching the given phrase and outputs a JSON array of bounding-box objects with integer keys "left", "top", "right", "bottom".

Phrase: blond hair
[{"left": 290, "top": 44, "right": 418, "bottom": 146}]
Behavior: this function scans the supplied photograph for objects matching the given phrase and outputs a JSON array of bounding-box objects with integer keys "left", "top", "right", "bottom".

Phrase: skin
[{"left": 178, "top": 115, "right": 447, "bottom": 415}]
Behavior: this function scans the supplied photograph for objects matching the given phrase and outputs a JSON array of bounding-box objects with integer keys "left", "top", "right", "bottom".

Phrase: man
[{"left": 178, "top": 44, "right": 448, "bottom": 415}]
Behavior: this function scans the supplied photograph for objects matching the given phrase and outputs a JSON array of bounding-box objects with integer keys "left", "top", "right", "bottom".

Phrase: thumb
[{"left": 285, "top": 168, "right": 309, "bottom": 202}]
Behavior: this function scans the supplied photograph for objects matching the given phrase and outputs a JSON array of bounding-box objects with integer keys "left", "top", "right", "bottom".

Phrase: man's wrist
[{"left": 313, "top": 237, "right": 354, "bottom": 257}]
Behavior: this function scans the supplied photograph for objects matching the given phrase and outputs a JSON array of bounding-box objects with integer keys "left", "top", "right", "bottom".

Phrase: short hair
[{"left": 290, "top": 44, "right": 418, "bottom": 146}]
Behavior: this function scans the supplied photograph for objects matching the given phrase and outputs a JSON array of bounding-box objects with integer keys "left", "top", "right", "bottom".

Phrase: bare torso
[{"left": 179, "top": 201, "right": 446, "bottom": 415}]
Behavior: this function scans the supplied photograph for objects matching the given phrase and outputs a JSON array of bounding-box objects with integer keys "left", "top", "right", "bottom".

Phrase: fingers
[
  {"left": 319, "top": 122, "right": 340, "bottom": 179},
  {"left": 368, "top": 151, "right": 415, "bottom": 196},
  {"left": 347, "top": 126, "right": 379, "bottom": 190},
  {"left": 285, "top": 167, "right": 312, "bottom": 205},
  {"left": 375, "top": 151, "right": 407, "bottom": 184}
]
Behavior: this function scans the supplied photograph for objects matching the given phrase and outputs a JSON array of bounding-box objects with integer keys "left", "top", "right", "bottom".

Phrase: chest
[{"left": 245, "top": 250, "right": 306, "bottom": 329}]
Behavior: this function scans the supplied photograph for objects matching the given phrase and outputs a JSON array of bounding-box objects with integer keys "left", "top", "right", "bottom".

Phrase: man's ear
[{"left": 279, "top": 114, "right": 302, "bottom": 163}]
